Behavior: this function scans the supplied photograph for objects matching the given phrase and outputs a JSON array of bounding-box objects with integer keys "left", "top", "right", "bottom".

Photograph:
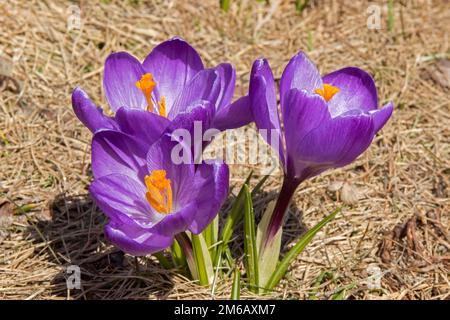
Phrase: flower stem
[{"left": 264, "top": 177, "right": 301, "bottom": 246}]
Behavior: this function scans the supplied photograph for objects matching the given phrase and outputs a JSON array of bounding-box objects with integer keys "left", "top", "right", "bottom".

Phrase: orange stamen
[
  {"left": 158, "top": 96, "right": 166, "bottom": 117},
  {"left": 135, "top": 73, "right": 167, "bottom": 115},
  {"left": 136, "top": 73, "right": 156, "bottom": 112},
  {"left": 315, "top": 83, "right": 339, "bottom": 102},
  {"left": 144, "top": 170, "right": 173, "bottom": 214}
]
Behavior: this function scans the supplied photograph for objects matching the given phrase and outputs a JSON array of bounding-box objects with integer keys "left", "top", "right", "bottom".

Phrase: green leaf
[
  {"left": 231, "top": 266, "right": 241, "bottom": 300},
  {"left": 15, "top": 203, "right": 35, "bottom": 214},
  {"left": 171, "top": 239, "right": 187, "bottom": 269},
  {"left": 387, "top": 0, "right": 394, "bottom": 32},
  {"left": 331, "top": 283, "right": 355, "bottom": 300},
  {"left": 243, "top": 185, "right": 259, "bottom": 293},
  {"left": 307, "top": 30, "right": 314, "bottom": 52},
  {"left": 223, "top": 245, "right": 235, "bottom": 268},
  {"left": 308, "top": 270, "right": 334, "bottom": 300},
  {"left": 153, "top": 251, "right": 172, "bottom": 269},
  {"left": 251, "top": 173, "right": 270, "bottom": 196},
  {"left": 255, "top": 200, "right": 281, "bottom": 289},
  {"left": 191, "top": 233, "right": 214, "bottom": 286},
  {"left": 202, "top": 215, "right": 219, "bottom": 261},
  {"left": 265, "top": 207, "right": 341, "bottom": 291},
  {"left": 220, "top": 171, "right": 253, "bottom": 247},
  {"left": 175, "top": 233, "right": 198, "bottom": 280},
  {"left": 295, "top": 0, "right": 309, "bottom": 13},
  {"left": 215, "top": 171, "right": 253, "bottom": 269},
  {"left": 220, "top": 0, "right": 230, "bottom": 12}
]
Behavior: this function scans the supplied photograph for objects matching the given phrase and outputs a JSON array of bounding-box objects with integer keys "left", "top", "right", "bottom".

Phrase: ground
[{"left": 0, "top": 0, "right": 449, "bottom": 300}]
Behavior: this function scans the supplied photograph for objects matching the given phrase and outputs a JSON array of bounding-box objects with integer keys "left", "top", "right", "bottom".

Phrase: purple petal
[
  {"left": 168, "top": 101, "right": 216, "bottom": 161},
  {"left": 142, "top": 38, "right": 204, "bottom": 110},
  {"left": 279, "top": 52, "right": 322, "bottom": 106},
  {"left": 72, "top": 87, "right": 117, "bottom": 133},
  {"left": 152, "top": 202, "right": 198, "bottom": 237},
  {"left": 103, "top": 52, "right": 147, "bottom": 112},
  {"left": 114, "top": 107, "right": 170, "bottom": 147},
  {"left": 168, "top": 101, "right": 214, "bottom": 134},
  {"left": 371, "top": 102, "right": 393, "bottom": 134},
  {"left": 92, "top": 130, "right": 148, "bottom": 181},
  {"left": 292, "top": 114, "right": 375, "bottom": 180},
  {"left": 90, "top": 174, "right": 163, "bottom": 229},
  {"left": 214, "top": 63, "right": 236, "bottom": 111},
  {"left": 187, "top": 161, "right": 229, "bottom": 234},
  {"left": 104, "top": 221, "right": 173, "bottom": 256},
  {"left": 249, "top": 58, "right": 285, "bottom": 165},
  {"left": 164, "top": 63, "right": 235, "bottom": 121},
  {"left": 213, "top": 95, "right": 253, "bottom": 131},
  {"left": 322, "top": 67, "right": 378, "bottom": 117},
  {"left": 168, "top": 68, "right": 221, "bottom": 119},
  {"left": 282, "top": 89, "right": 331, "bottom": 176}
]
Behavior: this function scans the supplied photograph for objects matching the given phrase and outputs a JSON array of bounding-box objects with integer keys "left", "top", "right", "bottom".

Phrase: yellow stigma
[
  {"left": 315, "top": 83, "right": 339, "bottom": 102},
  {"left": 136, "top": 73, "right": 156, "bottom": 112},
  {"left": 144, "top": 170, "right": 173, "bottom": 214},
  {"left": 158, "top": 96, "right": 166, "bottom": 117},
  {"left": 135, "top": 73, "right": 167, "bottom": 116}
]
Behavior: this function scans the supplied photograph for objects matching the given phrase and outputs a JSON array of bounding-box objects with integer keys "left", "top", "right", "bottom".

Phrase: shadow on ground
[
  {"left": 25, "top": 186, "right": 309, "bottom": 299},
  {"left": 27, "top": 193, "right": 175, "bottom": 299}
]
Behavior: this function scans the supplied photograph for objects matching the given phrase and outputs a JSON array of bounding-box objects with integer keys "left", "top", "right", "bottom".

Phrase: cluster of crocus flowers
[
  {"left": 72, "top": 38, "right": 248, "bottom": 256},
  {"left": 249, "top": 52, "right": 393, "bottom": 245},
  {"left": 72, "top": 37, "right": 393, "bottom": 289}
]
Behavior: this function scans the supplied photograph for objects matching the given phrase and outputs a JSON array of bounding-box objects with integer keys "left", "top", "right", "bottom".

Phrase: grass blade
[
  {"left": 171, "top": 239, "right": 187, "bottom": 269},
  {"left": 307, "top": 30, "right": 314, "bottom": 51},
  {"left": 308, "top": 271, "right": 334, "bottom": 300},
  {"left": 220, "top": 0, "right": 230, "bottom": 12},
  {"left": 214, "top": 171, "right": 253, "bottom": 269},
  {"left": 295, "top": 0, "right": 309, "bottom": 13},
  {"left": 387, "top": 0, "right": 394, "bottom": 32},
  {"left": 223, "top": 245, "right": 235, "bottom": 268},
  {"left": 220, "top": 171, "right": 253, "bottom": 246},
  {"left": 191, "top": 233, "right": 214, "bottom": 286},
  {"left": 153, "top": 251, "right": 172, "bottom": 269},
  {"left": 214, "top": 170, "right": 263, "bottom": 273},
  {"left": 251, "top": 173, "right": 270, "bottom": 196},
  {"left": 265, "top": 207, "right": 341, "bottom": 291},
  {"left": 231, "top": 266, "right": 241, "bottom": 300},
  {"left": 331, "top": 283, "right": 355, "bottom": 300},
  {"left": 202, "top": 215, "right": 219, "bottom": 261},
  {"left": 243, "top": 185, "right": 259, "bottom": 293}
]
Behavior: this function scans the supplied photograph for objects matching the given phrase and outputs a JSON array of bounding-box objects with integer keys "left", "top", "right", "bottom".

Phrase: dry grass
[{"left": 0, "top": 0, "right": 449, "bottom": 300}]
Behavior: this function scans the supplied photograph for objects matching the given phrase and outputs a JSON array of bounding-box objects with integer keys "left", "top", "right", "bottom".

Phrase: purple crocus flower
[
  {"left": 89, "top": 108, "right": 229, "bottom": 256},
  {"left": 250, "top": 52, "right": 393, "bottom": 243},
  {"left": 72, "top": 37, "right": 251, "bottom": 136}
]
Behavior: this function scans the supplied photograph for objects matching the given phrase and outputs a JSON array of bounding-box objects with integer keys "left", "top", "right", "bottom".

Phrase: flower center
[
  {"left": 314, "top": 83, "right": 339, "bottom": 102},
  {"left": 144, "top": 169, "right": 173, "bottom": 214},
  {"left": 135, "top": 73, "right": 166, "bottom": 116}
]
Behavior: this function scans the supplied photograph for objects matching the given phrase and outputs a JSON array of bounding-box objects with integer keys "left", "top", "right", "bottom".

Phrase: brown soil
[{"left": 0, "top": 0, "right": 449, "bottom": 299}]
